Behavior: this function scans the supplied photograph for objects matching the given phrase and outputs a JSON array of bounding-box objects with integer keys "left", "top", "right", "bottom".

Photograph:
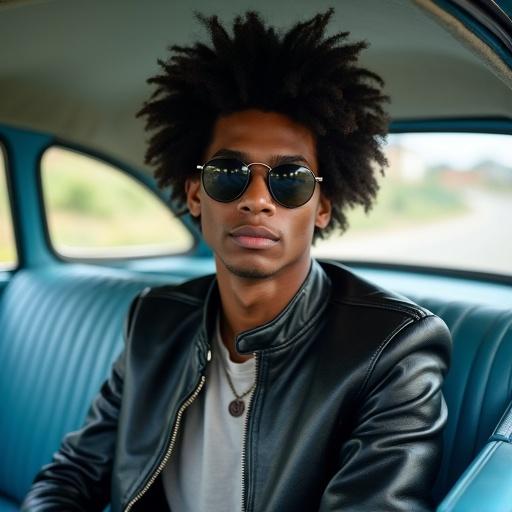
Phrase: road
[{"left": 313, "top": 189, "right": 512, "bottom": 276}]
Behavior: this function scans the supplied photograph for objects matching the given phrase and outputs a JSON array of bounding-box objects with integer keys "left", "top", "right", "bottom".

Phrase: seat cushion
[{"left": 437, "top": 399, "right": 512, "bottom": 511}]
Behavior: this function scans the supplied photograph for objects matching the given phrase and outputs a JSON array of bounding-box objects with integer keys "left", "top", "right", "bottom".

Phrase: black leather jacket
[{"left": 23, "top": 260, "right": 451, "bottom": 512}]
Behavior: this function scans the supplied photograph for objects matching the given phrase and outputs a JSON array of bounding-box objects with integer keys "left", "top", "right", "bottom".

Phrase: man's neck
[{"left": 215, "top": 258, "right": 312, "bottom": 363}]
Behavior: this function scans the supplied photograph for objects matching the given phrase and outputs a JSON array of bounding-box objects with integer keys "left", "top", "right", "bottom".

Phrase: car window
[
  {"left": 0, "top": 145, "right": 17, "bottom": 270},
  {"left": 40, "top": 146, "right": 193, "bottom": 259},
  {"left": 313, "top": 132, "right": 512, "bottom": 277}
]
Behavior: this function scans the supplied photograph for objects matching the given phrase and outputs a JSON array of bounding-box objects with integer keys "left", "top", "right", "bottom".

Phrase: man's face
[{"left": 186, "top": 109, "right": 331, "bottom": 280}]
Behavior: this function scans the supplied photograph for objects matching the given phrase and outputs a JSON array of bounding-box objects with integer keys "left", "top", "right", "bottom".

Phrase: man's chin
[{"left": 224, "top": 262, "right": 276, "bottom": 280}]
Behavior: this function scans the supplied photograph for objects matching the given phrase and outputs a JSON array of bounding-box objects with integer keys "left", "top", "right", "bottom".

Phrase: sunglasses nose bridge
[
  {"left": 244, "top": 163, "right": 273, "bottom": 195},
  {"left": 237, "top": 164, "right": 276, "bottom": 214},
  {"left": 246, "top": 162, "right": 272, "bottom": 173}
]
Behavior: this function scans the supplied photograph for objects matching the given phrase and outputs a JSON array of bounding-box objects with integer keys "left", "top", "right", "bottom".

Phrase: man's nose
[{"left": 237, "top": 166, "right": 276, "bottom": 215}]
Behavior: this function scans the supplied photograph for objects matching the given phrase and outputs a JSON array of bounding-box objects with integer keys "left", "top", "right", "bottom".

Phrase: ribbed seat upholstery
[
  {"left": 406, "top": 296, "right": 512, "bottom": 503},
  {"left": 0, "top": 265, "right": 170, "bottom": 507}
]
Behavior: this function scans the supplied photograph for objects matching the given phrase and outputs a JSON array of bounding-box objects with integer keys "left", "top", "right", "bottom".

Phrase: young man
[{"left": 23, "top": 10, "right": 451, "bottom": 512}]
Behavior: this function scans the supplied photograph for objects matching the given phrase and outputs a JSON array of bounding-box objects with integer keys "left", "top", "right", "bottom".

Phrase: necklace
[
  {"left": 216, "top": 314, "right": 255, "bottom": 416},
  {"left": 222, "top": 365, "right": 255, "bottom": 417}
]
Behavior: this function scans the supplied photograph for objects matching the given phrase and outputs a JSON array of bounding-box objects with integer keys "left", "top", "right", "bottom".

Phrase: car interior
[{"left": 0, "top": 0, "right": 512, "bottom": 511}]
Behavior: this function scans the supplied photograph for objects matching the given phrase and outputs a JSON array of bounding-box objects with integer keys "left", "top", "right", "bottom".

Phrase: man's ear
[
  {"left": 315, "top": 194, "right": 332, "bottom": 230},
  {"left": 185, "top": 178, "right": 202, "bottom": 218}
]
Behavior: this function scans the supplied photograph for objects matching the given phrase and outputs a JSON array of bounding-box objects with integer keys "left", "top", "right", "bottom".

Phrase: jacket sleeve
[
  {"left": 318, "top": 314, "right": 452, "bottom": 512},
  {"left": 21, "top": 292, "right": 143, "bottom": 512}
]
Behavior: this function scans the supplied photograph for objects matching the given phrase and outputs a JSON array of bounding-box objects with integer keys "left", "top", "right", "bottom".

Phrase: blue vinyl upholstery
[
  {"left": 438, "top": 401, "right": 512, "bottom": 512},
  {"left": 406, "top": 297, "right": 512, "bottom": 503},
  {"left": 0, "top": 265, "right": 168, "bottom": 507},
  {"left": 0, "top": 266, "right": 511, "bottom": 509}
]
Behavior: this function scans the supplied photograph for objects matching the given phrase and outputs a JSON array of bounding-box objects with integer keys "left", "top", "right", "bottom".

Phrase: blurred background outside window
[
  {"left": 41, "top": 147, "right": 193, "bottom": 259},
  {"left": 0, "top": 146, "right": 17, "bottom": 270},
  {"left": 313, "top": 133, "right": 512, "bottom": 277}
]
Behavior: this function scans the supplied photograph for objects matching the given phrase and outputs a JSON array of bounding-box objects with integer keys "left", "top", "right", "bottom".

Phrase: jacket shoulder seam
[
  {"left": 356, "top": 314, "right": 435, "bottom": 401},
  {"left": 331, "top": 297, "right": 426, "bottom": 320}
]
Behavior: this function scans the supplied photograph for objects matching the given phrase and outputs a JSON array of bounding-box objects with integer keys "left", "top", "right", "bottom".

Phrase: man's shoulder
[
  {"left": 140, "top": 273, "right": 216, "bottom": 307},
  {"left": 319, "top": 260, "right": 432, "bottom": 321},
  {"left": 318, "top": 260, "right": 451, "bottom": 371}
]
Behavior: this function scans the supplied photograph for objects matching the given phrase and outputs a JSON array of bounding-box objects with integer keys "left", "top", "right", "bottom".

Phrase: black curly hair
[{"left": 138, "top": 9, "right": 389, "bottom": 241}]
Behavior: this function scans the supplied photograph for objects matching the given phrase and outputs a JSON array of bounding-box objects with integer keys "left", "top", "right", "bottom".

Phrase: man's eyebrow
[
  {"left": 211, "top": 149, "right": 312, "bottom": 167},
  {"left": 271, "top": 154, "right": 312, "bottom": 167},
  {"left": 211, "top": 148, "right": 246, "bottom": 160}
]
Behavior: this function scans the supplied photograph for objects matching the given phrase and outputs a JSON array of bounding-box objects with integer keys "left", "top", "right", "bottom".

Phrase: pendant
[{"left": 228, "top": 398, "right": 245, "bottom": 417}]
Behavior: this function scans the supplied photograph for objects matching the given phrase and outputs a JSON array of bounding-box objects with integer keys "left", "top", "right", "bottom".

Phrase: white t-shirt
[{"left": 162, "top": 321, "right": 256, "bottom": 511}]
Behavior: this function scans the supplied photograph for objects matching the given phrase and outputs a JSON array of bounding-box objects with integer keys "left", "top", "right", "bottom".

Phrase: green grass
[
  {"left": 0, "top": 176, "right": 17, "bottom": 265},
  {"left": 40, "top": 150, "right": 193, "bottom": 253},
  {"left": 347, "top": 176, "right": 468, "bottom": 233},
  {"left": 43, "top": 157, "right": 163, "bottom": 220}
]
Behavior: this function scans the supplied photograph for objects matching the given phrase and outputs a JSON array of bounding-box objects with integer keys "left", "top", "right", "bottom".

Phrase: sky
[{"left": 388, "top": 133, "right": 512, "bottom": 169}]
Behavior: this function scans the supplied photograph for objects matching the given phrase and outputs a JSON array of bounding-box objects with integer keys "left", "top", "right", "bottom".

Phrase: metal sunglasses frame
[{"left": 196, "top": 158, "right": 323, "bottom": 208}]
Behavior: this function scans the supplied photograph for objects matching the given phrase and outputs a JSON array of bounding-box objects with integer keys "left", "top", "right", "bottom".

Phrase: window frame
[{"left": 37, "top": 142, "right": 199, "bottom": 263}]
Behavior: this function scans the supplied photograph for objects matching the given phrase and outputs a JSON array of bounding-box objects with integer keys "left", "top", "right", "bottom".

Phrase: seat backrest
[
  {"left": 407, "top": 296, "right": 512, "bottom": 502},
  {"left": 0, "top": 265, "right": 167, "bottom": 505}
]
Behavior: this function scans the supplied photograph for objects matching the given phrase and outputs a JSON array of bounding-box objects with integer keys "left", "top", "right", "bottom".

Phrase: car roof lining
[
  {"left": 415, "top": 0, "right": 512, "bottom": 88},
  {"left": 1, "top": 0, "right": 511, "bottom": 174}
]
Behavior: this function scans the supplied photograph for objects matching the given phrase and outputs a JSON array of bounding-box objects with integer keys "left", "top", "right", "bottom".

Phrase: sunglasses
[{"left": 196, "top": 158, "right": 323, "bottom": 209}]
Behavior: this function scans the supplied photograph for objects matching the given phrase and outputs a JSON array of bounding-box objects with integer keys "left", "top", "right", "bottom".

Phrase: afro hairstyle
[{"left": 138, "top": 9, "right": 389, "bottom": 241}]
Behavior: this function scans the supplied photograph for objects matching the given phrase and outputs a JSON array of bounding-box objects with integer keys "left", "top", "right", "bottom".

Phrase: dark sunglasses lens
[
  {"left": 202, "top": 159, "right": 249, "bottom": 202},
  {"left": 269, "top": 165, "right": 316, "bottom": 208}
]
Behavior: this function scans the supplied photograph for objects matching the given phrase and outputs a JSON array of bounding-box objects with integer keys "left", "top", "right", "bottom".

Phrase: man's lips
[{"left": 229, "top": 225, "right": 280, "bottom": 249}]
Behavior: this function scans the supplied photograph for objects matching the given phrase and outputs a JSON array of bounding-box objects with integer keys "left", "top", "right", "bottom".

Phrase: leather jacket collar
[{"left": 198, "top": 258, "right": 332, "bottom": 355}]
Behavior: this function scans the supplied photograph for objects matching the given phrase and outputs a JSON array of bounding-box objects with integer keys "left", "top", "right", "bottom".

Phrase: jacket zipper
[
  {"left": 124, "top": 366, "right": 208, "bottom": 511},
  {"left": 241, "top": 352, "right": 259, "bottom": 512}
]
